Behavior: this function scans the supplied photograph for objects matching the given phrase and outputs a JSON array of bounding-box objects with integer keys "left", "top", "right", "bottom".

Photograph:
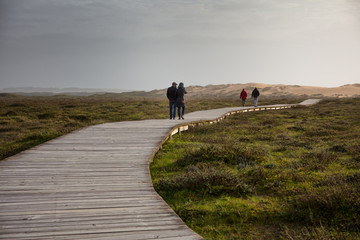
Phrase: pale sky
[{"left": 0, "top": 0, "right": 359, "bottom": 91}]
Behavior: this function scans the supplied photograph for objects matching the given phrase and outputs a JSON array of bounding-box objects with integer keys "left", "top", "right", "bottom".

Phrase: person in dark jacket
[
  {"left": 167, "top": 82, "right": 177, "bottom": 119},
  {"left": 176, "top": 82, "right": 187, "bottom": 120},
  {"left": 240, "top": 88, "right": 247, "bottom": 107},
  {"left": 251, "top": 87, "right": 260, "bottom": 107}
]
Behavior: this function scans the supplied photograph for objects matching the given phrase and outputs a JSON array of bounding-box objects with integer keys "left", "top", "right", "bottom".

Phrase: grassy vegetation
[
  {"left": 0, "top": 93, "right": 298, "bottom": 160},
  {"left": 151, "top": 98, "right": 360, "bottom": 239}
]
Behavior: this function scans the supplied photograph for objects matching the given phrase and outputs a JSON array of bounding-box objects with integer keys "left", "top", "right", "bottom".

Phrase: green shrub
[
  {"left": 281, "top": 225, "right": 360, "bottom": 240},
  {"left": 69, "top": 114, "right": 91, "bottom": 122},
  {"left": 175, "top": 144, "right": 268, "bottom": 168},
  {"left": 2, "top": 111, "right": 17, "bottom": 116},
  {"left": 300, "top": 150, "right": 338, "bottom": 171},
  {"left": 328, "top": 144, "right": 347, "bottom": 153},
  {"left": 37, "top": 112, "right": 56, "bottom": 119},
  {"left": 155, "top": 163, "right": 253, "bottom": 196},
  {"left": 285, "top": 184, "right": 360, "bottom": 230}
]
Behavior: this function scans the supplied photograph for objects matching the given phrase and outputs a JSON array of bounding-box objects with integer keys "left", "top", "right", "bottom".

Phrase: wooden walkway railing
[{"left": 0, "top": 99, "right": 320, "bottom": 240}]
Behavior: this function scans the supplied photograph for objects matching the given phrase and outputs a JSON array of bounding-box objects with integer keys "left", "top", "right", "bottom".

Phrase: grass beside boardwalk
[
  {"left": 151, "top": 98, "right": 360, "bottom": 239},
  {"left": 0, "top": 94, "right": 297, "bottom": 160}
]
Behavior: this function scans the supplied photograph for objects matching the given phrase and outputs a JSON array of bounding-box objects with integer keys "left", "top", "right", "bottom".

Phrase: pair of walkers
[
  {"left": 240, "top": 87, "right": 260, "bottom": 107},
  {"left": 167, "top": 82, "right": 187, "bottom": 120}
]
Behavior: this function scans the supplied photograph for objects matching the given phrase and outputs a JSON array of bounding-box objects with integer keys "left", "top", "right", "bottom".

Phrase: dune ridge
[{"left": 150, "top": 83, "right": 360, "bottom": 98}]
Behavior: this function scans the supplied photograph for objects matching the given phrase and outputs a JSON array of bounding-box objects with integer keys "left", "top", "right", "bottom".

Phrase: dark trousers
[
  {"left": 178, "top": 106, "right": 185, "bottom": 118},
  {"left": 169, "top": 101, "right": 176, "bottom": 119}
]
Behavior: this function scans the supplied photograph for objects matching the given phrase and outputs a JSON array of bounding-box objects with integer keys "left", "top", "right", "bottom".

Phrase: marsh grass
[
  {"left": 0, "top": 94, "right": 298, "bottom": 160},
  {"left": 0, "top": 96, "right": 164, "bottom": 159},
  {"left": 151, "top": 98, "right": 360, "bottom": 239}
]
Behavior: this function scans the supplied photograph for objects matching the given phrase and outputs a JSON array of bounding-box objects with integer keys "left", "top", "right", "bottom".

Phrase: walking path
[{"left": 0, "top": 99, "right": 320, "bottom": 240}]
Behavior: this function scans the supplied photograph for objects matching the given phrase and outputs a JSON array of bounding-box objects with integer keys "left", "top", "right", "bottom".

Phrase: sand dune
[
  {"left": 3, "top": 83, "right": 359, "bottom": 98},
  {"left": 151, "top": 83, "right": 360, "bottom": 98}
]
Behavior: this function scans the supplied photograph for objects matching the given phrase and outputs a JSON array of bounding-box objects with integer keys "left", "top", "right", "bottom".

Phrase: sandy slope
[{"left": 151, "top": 83, "right": 360, "bottom": 98}]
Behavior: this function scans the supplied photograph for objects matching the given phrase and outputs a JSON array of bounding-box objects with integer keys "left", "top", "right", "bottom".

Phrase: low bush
[
  {"left": 175, "top": 145, "right": 267, "bottom": 167},
  {"left": 300, "top": 150, "right": 339, "bottom": 171},
  {"left": 37, "top": 112, "right": 56, "bottom": 119},
  {"left": 155, "top": 163, "right": 253, "bottom": 196},
  {"left": 285, "top": 184, "right": 360, "bottom": 230},
  {"left": 281, "top": 225, "right": 360, "bottom": 240}
]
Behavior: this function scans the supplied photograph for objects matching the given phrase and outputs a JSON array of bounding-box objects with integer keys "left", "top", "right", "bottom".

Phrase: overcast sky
[{"left": 0, "top": 0, "right": 359, "bottom": 91}]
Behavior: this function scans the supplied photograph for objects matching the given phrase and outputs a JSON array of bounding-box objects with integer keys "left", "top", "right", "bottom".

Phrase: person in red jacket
[{"left": 240, "top": 88, "right": 247, "bottom": 107}]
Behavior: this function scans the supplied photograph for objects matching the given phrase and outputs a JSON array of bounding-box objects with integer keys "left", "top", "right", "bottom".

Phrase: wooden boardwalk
[{"left": 0, "top": 99, "right": 320, "bottom": 240}]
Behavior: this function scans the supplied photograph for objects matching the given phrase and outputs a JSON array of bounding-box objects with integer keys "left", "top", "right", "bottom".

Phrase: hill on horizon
[
  {"left": 1, "top": 83, "right": 359, "bottom": 98},
  {"left": 148, "top": 83, "right": 360, "bottom": 99},
  {"left": 0, "top": 87, "right": 129, "bottom": 96}
]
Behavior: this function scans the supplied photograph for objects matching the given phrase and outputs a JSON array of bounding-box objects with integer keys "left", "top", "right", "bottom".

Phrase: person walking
[
  {"left": 240, "top": 88, "right": 247, "bottom": 107},
  {"left": 176, "top": 82, "right": 187, "bottom": 120},
  {"left": 167, "top": 82, "right": 177, "bottom": 119},
  {"left": 251, "top": 87, "right": 260, "bottom": 107}
]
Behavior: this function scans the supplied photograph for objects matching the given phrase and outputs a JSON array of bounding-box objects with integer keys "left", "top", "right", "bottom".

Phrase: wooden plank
[
  {"left": 0, "top": 212, "right": 176, "bottom": 224},
  {"left": 0, "top": 207, "right": 174, "bottom": 221},
  {"left": 0, "top": 229, "right": 200, "bottom": 240},
  {"left": 0, "top": 224, "right": 192, "bottom": 239}
]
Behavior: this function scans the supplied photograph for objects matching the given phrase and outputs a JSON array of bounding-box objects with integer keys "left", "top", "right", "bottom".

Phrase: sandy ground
[{"left": 152, "top": 83, "right": 360, "bottom": 98}]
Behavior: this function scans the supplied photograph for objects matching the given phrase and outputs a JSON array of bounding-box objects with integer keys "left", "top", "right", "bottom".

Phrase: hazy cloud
[{"left": 0, "top": 0, "right": 359, "bottom": 90}]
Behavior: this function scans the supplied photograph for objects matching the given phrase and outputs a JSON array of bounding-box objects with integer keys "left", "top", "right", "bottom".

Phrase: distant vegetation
[
  {"left": 151, "top": 98, "right": 360, "bottom": 239},
  {"left": 0, "top": 94, "right": 298, "bottom": 160}
]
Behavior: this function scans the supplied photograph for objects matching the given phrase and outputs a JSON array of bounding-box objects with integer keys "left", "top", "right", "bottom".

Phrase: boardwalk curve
[{"left": 0, "top": 99, "right": 320, "bottom": 239}]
